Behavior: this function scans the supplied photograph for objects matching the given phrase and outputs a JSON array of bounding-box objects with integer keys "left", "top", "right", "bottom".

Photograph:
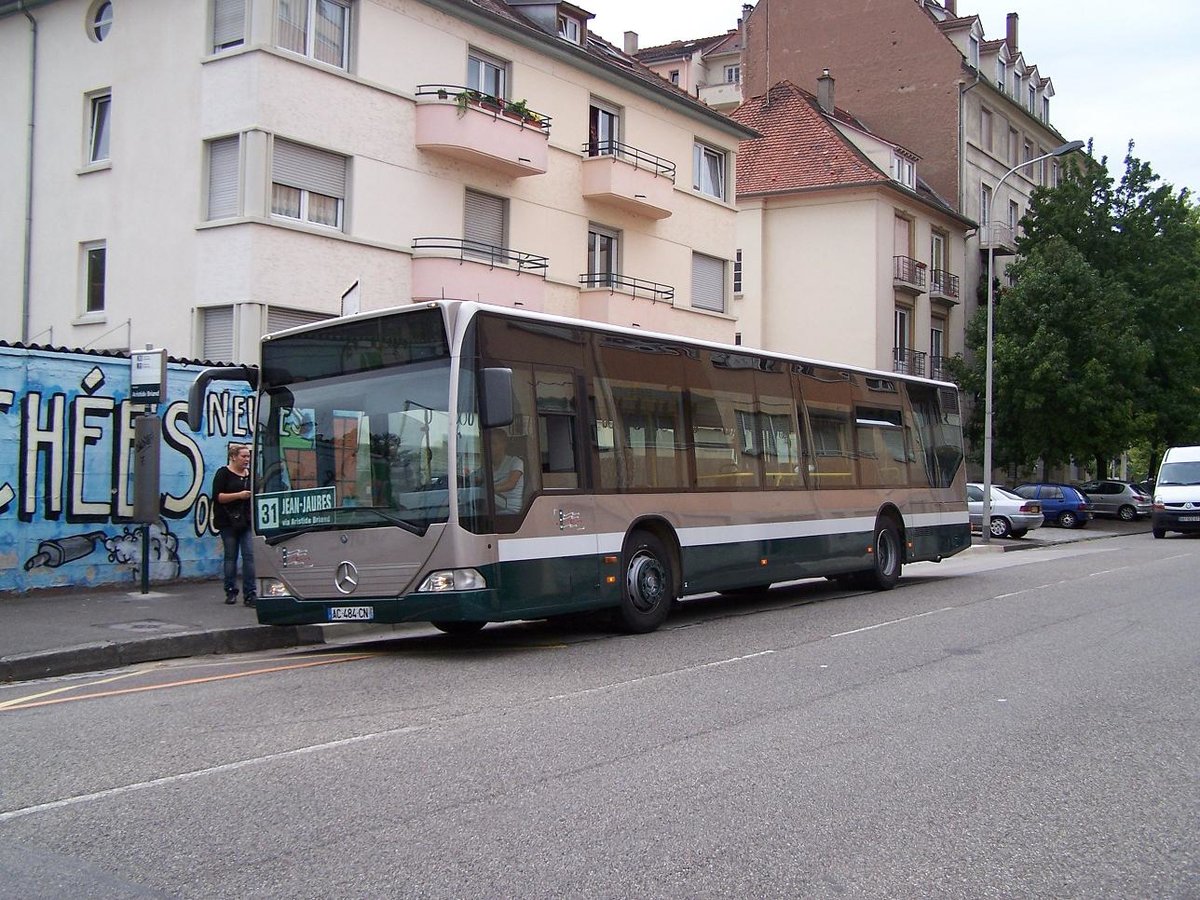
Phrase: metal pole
[{"left": 980, "top": 140, "right": 1084, "bottom": 544}]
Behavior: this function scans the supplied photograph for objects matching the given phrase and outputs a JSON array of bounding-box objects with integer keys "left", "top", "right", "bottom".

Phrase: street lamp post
[{"left": 980, "top": 139, "right": 1085, "bottom": 544}]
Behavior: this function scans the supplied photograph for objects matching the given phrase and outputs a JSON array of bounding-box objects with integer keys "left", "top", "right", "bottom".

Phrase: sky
[{"left": 586, "top": 1, "right": 1200, "bottom": 198}]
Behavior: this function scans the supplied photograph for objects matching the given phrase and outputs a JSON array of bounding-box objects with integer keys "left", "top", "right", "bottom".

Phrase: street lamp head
[{"left": 1051, "top": 140, "right": 1085, "bottom": 157}]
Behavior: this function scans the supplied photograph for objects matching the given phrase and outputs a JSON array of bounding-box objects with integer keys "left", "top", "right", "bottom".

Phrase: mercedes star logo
[{"left": 335, "top": 560, "right": 359, "bottom": 595}]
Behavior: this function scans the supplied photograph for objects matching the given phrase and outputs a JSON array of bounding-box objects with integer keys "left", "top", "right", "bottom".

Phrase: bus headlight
[
  {"left": 418, "top": 569, "right": 486, "bottom": 592},
  {"left": 260, "top": 578, "right": 290, "bottom": 597}
]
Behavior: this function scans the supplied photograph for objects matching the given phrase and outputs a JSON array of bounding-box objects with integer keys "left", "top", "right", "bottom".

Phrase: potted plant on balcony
[
  {"left": 454, "top": 89, "right": 488, "bottom": 117},
  {"left": 503, "top": 98, "right": 541, "bottom": 127}
]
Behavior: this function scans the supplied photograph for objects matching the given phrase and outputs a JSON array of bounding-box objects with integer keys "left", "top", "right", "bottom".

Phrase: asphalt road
[{"left": 1, "top": 531, "right": 1197, "bottom": 899}]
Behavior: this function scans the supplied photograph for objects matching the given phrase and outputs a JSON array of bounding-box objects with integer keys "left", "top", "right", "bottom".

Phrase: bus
[{"left": 188, "top": 300, "right": 969, "bottom": 634}]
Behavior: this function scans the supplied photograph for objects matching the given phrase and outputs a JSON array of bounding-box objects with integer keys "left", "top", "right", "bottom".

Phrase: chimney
[
  {"left": 624, "top": 31, "right": 638, "bottom": 55},
  {"left": 1006, "top": 12, "right": 1019, "bottom": 54},
  {"left": 817, "top": 68, "right": 834, "bottom": 114},
  {"left": 944, "top": 0, "right": 956, "bottom": 14}
]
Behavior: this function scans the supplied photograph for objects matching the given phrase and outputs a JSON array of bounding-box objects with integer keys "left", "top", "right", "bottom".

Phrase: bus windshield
[{"left": 253, "top": 310, "right": 468, "bottom": 538}]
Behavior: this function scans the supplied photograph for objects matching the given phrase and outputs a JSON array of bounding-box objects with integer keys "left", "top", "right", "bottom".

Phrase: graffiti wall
[{"left": 0, "top": 345, "right": 255, "bottom": 593}]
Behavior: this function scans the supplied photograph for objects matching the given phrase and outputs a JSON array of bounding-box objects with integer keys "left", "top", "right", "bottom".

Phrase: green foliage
[{"left": 965, "top": 143, "right": 1200, "bottom": 471}]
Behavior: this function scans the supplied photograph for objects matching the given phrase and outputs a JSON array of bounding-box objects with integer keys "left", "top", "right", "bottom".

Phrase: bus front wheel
[
  {"left": 614, "top": 532, "right": 674, "bottom": 634},
  {"left": 863, "top": 519, "right": 902, "bottom": 590}
]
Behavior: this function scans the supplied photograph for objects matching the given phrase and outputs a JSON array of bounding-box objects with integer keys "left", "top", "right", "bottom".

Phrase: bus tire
[
  {"left": 863, "top": 518, "right": 902, "bottom": 590},
  {"left": 431, "top": 620, "right": 487, "bottom": 635},
  {"left": 614, "top": 532, "right": 674, "bottom": 634}
]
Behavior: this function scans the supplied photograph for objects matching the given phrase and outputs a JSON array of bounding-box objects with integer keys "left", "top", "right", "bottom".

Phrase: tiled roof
[
  {"left": 729, "top": 82, "right": 891, "bottom": 195},
  {"left": 634, "top": 32, "right": 732, "bottom": 63}
]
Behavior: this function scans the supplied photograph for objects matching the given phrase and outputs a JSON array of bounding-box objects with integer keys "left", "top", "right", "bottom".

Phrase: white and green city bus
[{"left": 188, "top": 300, "right": 969, "bottom": 634}]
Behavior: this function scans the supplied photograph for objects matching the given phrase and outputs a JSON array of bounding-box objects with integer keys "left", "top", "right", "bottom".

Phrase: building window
[
  {"left": 894, "top": 306, "right": 912, "bottom": 363},
  {"left": 1008, "top": 199, "right": 1019, "bottom": 231},
  {"left": 277, "top": 0, "right": 350, "bottom": 69},
  {"left": 468, "top": 48, "right": 507, "bottom": 99},
  {"left": 206, "top": 135, "right": 241, "bottom": 220},
  {"left": 588, "top": 100, "right": 620, "bottom": 156},
  {"left": 996, "top": 59, "right": 1006, "bottom": 90},
  {"left": 1028, "top": 85, "right": 1036, "bottom": 114},
  {"left": 733, "top": 249, "right": 743, "bottom": 294},
  {"left": 724, "top": 64, "right": 741, "bottom": 84},
  {"left": 980, "top": 108, "right": 992, "bottom": 154},
  {"left": 271, "top": 138, "right": 347, "bottom": 229},
  {"left": 930, "top": 230, "right": 947, "bottom": 272},
  {"left": 890, "top": 155, "right": 915, "bottom": 188},
  {"left": 691, "top": 252, "right": 726, "bottom": 312},
  {"left": 202, "top": 306, "right": 235, "bottom": 362},
  {"left": 1038, "top": 147, "right": 1048, "bottom": 185},
  {"left": 980, "top": 183, "right": 992, "bottom": 227},
  {"left": 693, "top": 142, "right": 726, "bottom": 200},
  {"left": 669, "top": 69, "right": 680, "bottom": 85},
  {"left": 1008, "top": 127, "right": 1019, "bottom": 165},
  {"left": 212, "top": 0, "right": 246, "bottom": 52},
  {"left": 88, "top": 92, "right": 111, "bottom": 164},
  {"left": 83, "top": 242, "right": 106, "bottom": 314},
  {"left": 557, "top": 14, "right": 580, "bottom": 44},
  {"left": 1023, "top": 139, "right": 1034, "bottom": 164},
  {"left": 968, "top": 35, "right": 979, "bottom": 68},
  {"left": 586, "top": 226, "right": 619, "bottom": 286},
  {"left": 1011, "top": 72, "right": 1021, "bottom": 99},
  {"left": 1042, "top": 96, "right": 1050, "bottom": 122},
  {"left": 1051, "top": 160, "right": 1061, "bottom": 187},
  {"left": 464, "top": 189, "right": 507, "bottom": 260},
  {"left": 930, "top": 319, "right": 946, "bottom": 376},
  {"left": 89, "top": 1, "right": 113, "bottom": 41}
]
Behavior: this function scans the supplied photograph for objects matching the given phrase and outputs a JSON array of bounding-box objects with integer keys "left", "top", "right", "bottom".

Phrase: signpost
[{"left": 131, "top": 348, "right": 166, "bottom": 593}]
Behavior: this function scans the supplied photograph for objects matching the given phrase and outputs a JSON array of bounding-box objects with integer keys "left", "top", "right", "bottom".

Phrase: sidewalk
[{"left": 1, "top": 519, "right": 1153, "bottom": 684}]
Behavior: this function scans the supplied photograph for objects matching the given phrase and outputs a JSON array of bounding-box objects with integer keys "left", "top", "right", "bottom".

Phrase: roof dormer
[{"left": 507, "top": 1, "right": 593, "bottom": 47}]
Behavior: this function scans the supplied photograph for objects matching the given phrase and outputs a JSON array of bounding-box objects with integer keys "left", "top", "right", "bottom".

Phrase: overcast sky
[{"left": 586, "top": 1, "right": 1199, "bottom": 198}]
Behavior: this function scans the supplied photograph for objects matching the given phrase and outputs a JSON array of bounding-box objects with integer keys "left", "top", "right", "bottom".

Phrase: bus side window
[{"left": 536, "top": 369, "right": 578, "bottom": 490}]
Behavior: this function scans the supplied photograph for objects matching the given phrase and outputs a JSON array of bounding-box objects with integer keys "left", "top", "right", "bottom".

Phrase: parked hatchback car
[
  {"left": 1076, "top": 479, "right": 1152, "bottom": 521},
  {"left": 1013, "top": 483, "right": 1093, "bottom": 528},
  {"left": 967, "top": 483, "right": 1044, "bottom": 538}
]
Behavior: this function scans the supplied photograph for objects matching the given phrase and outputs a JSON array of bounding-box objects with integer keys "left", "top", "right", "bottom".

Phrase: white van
[{"left": 1152, "top": 445, "right": 1200, "bottom": 538}]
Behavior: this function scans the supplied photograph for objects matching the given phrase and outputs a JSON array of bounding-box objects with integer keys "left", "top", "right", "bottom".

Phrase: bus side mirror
[
  {"left": 480, "top": 367, "right": 514, "bottom": 429},
  {"left": 187, "top": 366, "right": 259, "bottom": 431}
]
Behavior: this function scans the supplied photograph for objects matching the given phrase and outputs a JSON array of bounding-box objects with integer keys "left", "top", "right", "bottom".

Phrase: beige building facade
[{"left": 1, "top": 0, "right": 755, "bottom": 364}]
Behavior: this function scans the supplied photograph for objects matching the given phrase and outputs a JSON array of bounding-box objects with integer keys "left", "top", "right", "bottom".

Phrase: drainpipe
[{"left": 19, "top": 0, "right": 39, "bottom": 344}]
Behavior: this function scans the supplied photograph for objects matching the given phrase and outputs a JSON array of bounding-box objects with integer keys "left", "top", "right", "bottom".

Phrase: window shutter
[
  {"left": 267, "top": 306, "right": 332, "bottom": 334},
  {"left": 203, "top": 306, "right": 235, "bottom": 362},
  {"left": 272, "top": 138, "right": 346, "bottom": 198},
  {"left": 207, "top": 136, "right": 240, "bottom": 220},
  {"left": 464, "top": 190, "right": 506, "bottom": 250},
  {"left": 212, "top": 0, "right": 246, "bottom": 51},
  {"left": 691, "top": 252, "right": 725, "bottom": 312}
]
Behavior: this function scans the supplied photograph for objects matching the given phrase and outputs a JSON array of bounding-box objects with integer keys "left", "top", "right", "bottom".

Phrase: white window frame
[
  {"left": 691, "top": 252, "right": 726, "bottom": 313},
  {"left": 1028, "top": 84, "right": 1036, "bottom": 114},
  {"left": 276, "top": 0, "right": 350, "bottom": 70},
  {"left": 733, "top": 249, "right": 743, "bottom": 295},
  {"left": 87, "top": 90, "right": 111, "bottom": 165},
  {"left": 693, "top": 142, "right": 726, "bottom": 201},
  {"left": 212, "top": 0, "right": 246, "bottom": 52},
  {"left": 890, "top": 154, "right": 915, "bottom": 189},
  {"left": 464, "top": 188, "right": 508, "bottom": 261},
  {"left": 968, "top": 35, "right": 980, "bottom": 68},
  {"left": 89, "top": 0, "right": 113, "bottom": 41},
  {"left": 996, "top": 59, "right": 1006, "bottom": 90},
  {"left": 82, "top": 240, "right": 107, "bottom": 315},
  {"left": 270, "top": 138, "right": 347, "bottom": 231},
  {"left": 206, "top": 135, "right": 241, "bottom": 220},
  {"left": 588, "top": 99, "right": 620, "bottom": 156},
  {"left": 557, "top": 14, "right": 580, "bottom": 44},
  {"left": 724, "top": 64, "right": 741, "bottom": 84},
  {"left": 1008, "top": 199, "right": 1020, "bottom": 231},
  {"left": 587, "top": 225, "right": 619, "bottom": 286},
  {"left": 468, "top": 48, "right": 508, "bottom": 100},
  {"left": 980, "top": 183, "right": 992, "bottom": 228},
  {"left": 1042, "top": 96, "right": 1050, "bottom": 122}
]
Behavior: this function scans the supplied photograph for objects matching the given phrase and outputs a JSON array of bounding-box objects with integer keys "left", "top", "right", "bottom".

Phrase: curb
[{"left": 0, "top": 624, "right": 327, "bottom": 684}]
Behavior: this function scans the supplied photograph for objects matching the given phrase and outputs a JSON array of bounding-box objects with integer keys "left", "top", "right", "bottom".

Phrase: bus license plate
[{"left": 329, "top": 606, "right": 374, "bottom": 622}]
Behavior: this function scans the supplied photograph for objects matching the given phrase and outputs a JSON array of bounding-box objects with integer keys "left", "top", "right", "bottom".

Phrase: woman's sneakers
[
  {"left": 224, "top": 591, "right": 238, "bottom": 605},
  {"left": 243, "top": 593, "right": 256, "bottom": 607}
]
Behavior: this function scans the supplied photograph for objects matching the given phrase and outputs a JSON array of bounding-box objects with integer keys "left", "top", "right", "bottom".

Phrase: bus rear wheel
[
  {"left": 614, "top": 532, "right": 674, "bottom": 634},
  {"left": 431, "top": 620, "right": 487, "bottom": 635}
]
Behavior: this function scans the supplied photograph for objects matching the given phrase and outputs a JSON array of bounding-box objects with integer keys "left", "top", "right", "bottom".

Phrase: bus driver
[{"left": 484, "top": 428, "right": 525, "bottom": 513}]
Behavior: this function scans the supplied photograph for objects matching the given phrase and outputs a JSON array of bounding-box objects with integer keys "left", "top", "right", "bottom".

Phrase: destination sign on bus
[{"left": 256, "top": 487, "right": 336, "bottom": 531}]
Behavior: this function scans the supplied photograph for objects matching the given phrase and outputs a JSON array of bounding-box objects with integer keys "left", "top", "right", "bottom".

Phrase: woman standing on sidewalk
[{"left": 212, "top": 443, "right": 256, "bottom": 606}]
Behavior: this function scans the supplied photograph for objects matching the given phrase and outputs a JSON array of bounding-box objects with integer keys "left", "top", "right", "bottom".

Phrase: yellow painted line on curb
[{"left": 0, "top": 653, "right": 379, "bottom": 712}]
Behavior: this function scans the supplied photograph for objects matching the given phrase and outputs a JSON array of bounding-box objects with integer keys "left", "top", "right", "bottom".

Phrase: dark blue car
[{"left": 1013, "top": 483, "right": 1092, "bottom": 528}]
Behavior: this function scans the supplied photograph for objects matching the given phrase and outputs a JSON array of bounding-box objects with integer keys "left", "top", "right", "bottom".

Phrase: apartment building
[
  {"left": 740, "top": 0, "right": 1074, "bottom": 335},
  {"left": 0, "top": 0, "right": 755, "bottom": 364},
  {"left": 730, "top": 78, "right": 972, "bottom": 376}
]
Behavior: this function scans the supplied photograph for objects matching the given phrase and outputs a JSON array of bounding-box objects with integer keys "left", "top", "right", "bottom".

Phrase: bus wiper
[
  {"left": 262, "top": 507, "right": 423, "bottom": 545},
  {"left": 350, "top": 506, "right": 424, "bottom": 534}
]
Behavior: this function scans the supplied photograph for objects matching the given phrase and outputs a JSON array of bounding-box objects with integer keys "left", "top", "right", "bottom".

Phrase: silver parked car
[
  {"left": 1076, "top": 479, "right": 1152, "bottom": 521},
  {"left": 967, "top": 482, "right": 1045, "bottom": 538}
]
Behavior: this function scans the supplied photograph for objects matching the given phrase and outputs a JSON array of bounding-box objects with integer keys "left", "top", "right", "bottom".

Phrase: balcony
[
  {"left": 581, "top": 141, "right": 676, "bottom": 220},
  {"left": 578, "top": 273, "right": 676, "bottom": 329},
  {"left": 979, "top": 222, "right": 1018, "bottom": 256},
  {"left": 414, "top": 85, "right": 551, "bottom": 178},
  {"left": 697, "top": 81, "right": 743, "bottom": 112},
  {"left": 411, "top": 237, "right": 548, "bottom": 312},
  {"left": 892, "top": 347, "right": 927, "bottom": 377},
  {"left": 929, "top": 269, "right": 960, "bottom": 303},
  {"left": 893, "top": 256, "right": 927, "bottom": 294},
  {"left": 929, "top": 355, "right": 957, "bottom": 383}
]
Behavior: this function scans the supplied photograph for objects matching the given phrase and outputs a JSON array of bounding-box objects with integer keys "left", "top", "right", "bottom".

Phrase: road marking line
[
  {"left": 0, "top": 654, "right": 378, "bottom": 712},
  {"left": 830, "top": 607, "right": 956, "bottom": 638},
  {"left": 0, "top": 669, "right": 144, "bottom": 711},
  {"left": 0, "top": 719, "right": 427, "bottom": 824}
]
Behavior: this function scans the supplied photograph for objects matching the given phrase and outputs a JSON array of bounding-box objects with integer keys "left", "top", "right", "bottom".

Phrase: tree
[
  {"left": 1019, "top": 145, "right": 1200, "bottom": 473},
  {"left": 959, "top": 237, "right": 1150, "bottom": 475}
]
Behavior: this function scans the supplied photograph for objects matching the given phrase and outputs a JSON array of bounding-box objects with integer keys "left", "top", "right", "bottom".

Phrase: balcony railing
[
  {"left": 412, "top": 237, "right": 548, "bottom": 274},
  {"left": 415, "top": 84, "right": 552, "bottom": 133},
  {"left": 929, "top": 355, "right": 957, "bottom": 383},
  {"left": 980, "top": 222, "right": 1018, "bottom": 255},
  {"left": 893, "top": 256, "right": 927, "bottom": 292},
  {"left": 892, "top": 347, "right": 927, "bottom": 377},
  {"left": 929, "top": 269, "right": 960, "bottom": 300},
  {"left": 578, "top": 272, "right": 674, "bottom": 302},
  {"left": 582, "top": 140, "right": 676, "bottom": 181}
]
